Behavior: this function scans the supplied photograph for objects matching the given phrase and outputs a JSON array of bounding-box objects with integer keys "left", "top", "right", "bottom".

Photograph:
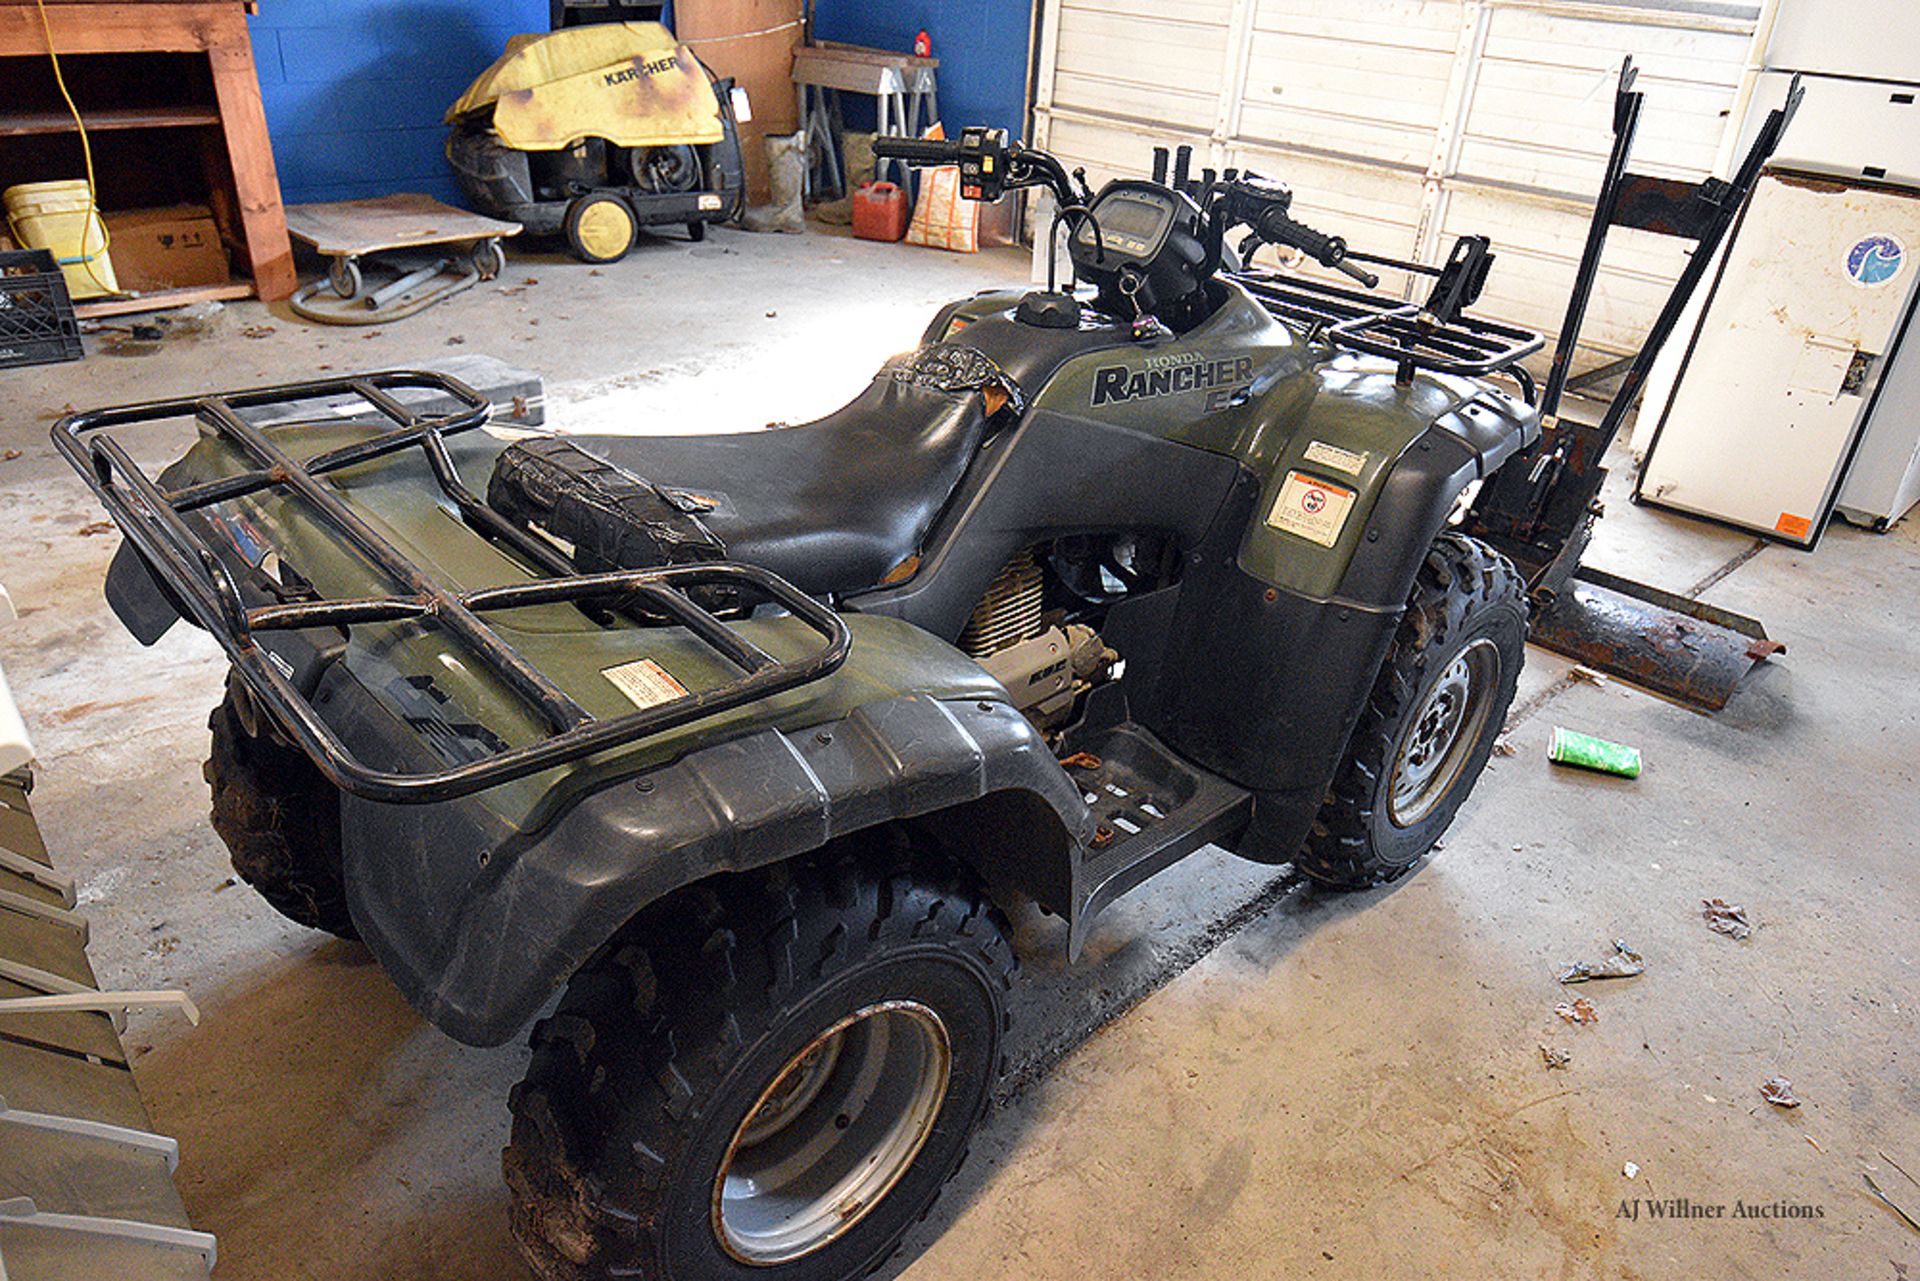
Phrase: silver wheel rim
[
  {"left": 713, "top": 1001, "right": 951, "bottom": 1266},
  {"left": 1389, "top": 638, "right": 1500, "bottom": 827}
]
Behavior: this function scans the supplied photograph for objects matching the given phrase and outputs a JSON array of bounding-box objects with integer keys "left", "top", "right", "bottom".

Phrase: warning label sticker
[
  {"left": 1267, "top": 471, "right": 1357, "bottom": 547},
  {"left": 602, "top": 657, "right": 691, "bottom": 710},
  {"left": 1302, "top": 440, "right": 1369, "bottom": 477}
]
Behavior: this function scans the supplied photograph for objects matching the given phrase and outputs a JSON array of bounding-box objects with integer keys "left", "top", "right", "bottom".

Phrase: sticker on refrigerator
[
  {"left": 1266, "top": 471, "right": 1356, "bottom": 547},
  {"left": 1845, "top": 234, "right": 1905, "bottom": 287}
]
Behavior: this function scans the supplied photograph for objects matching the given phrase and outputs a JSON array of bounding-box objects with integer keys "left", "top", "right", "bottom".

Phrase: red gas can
[{"left": 852, "top": 182, "right": 910, "bottom": 242}]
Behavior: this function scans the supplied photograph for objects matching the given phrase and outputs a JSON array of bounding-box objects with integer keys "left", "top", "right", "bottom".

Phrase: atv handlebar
[
  {"left": 877, "top": 130, "right": 1384, "bottom": 292},
  {"left": 1247, "top": 208, "right": 1380, "bottom": 289},
  {"left": 874, "top": 128, "right": 1084, "bottom": 205},
  {"left": 1217, "top": 176, "right": 1381, "bottom": 288},
  {"left": 871, "top": 137, "right": 965, "bottom": 166}
]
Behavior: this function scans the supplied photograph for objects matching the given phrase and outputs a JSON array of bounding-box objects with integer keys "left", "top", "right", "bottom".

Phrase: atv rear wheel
[
  {"left": 1296, "top": 532, "right": 1525, "bottom": 889},
  {"left": 504, "top": 842, "right": 1014, "bottom": 1281},
  {"left": 204, "top": 683, "right": 355, "bottom": 937}
]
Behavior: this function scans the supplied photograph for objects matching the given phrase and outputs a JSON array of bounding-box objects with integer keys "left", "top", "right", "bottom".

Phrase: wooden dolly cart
[{"left": 285, "top": 194, "right": 520, "bottom": 324}]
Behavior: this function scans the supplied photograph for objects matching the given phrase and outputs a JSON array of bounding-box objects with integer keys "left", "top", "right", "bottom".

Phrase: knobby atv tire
[
  {"left": 1296, "top": 531, "right": 1526, "bottom": 890},
  {"left": 204, "top": 685, "right": 356, "bottom": 938},
  {"left": 503, "top": 841, "right": 1016, "bottom": 1281}
]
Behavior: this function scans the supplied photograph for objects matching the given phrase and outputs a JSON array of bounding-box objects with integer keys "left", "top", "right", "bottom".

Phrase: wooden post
[
  {"left": 204, "top": 5, "right": 295, "bottom": 298},
  {"left": 675, "top": 0, "right": 806, "bottom": 205}
]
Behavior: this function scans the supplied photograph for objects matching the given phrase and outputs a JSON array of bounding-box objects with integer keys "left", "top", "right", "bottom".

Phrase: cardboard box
[{"left": 102, "top": 206, "right": 230, "bottom": 292}]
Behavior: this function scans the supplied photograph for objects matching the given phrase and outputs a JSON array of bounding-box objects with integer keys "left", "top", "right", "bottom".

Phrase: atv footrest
[{"left": 1062, "top": 723, "right": 1252, "bottom": 955}]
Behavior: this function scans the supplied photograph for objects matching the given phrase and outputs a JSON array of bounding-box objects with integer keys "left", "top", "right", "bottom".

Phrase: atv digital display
[{"left": 1081, "top": 188, "right": 1175, "bottom": 261}]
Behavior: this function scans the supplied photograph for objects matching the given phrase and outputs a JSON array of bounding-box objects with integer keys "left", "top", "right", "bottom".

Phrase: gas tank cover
[{"left": 1016, "top": 290, "right": 1082, "bottom": 330}]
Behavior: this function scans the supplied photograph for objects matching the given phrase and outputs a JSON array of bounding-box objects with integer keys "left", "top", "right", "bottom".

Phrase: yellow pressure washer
[{"left": 445, "top": 21, "right": 745, "bottom": 263}]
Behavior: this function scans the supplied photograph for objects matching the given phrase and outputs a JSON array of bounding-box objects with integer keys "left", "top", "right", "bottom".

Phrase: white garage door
[{"left": 1031, "top": 0, "right": 1762, "bottom": 373}]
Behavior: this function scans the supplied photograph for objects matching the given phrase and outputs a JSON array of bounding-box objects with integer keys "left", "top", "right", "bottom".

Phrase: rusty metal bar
[{"left": 1529, "top": 569, "right": 1783, "bottom": 712}]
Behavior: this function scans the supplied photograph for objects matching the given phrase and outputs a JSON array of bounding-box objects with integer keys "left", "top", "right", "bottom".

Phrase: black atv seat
[{"left": 509, "top": 345, "right": 1023, "bottom": 597}]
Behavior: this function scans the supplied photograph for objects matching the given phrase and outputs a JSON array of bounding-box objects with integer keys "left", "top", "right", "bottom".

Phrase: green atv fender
[
  {"left": 98, "top": 422, "right": 1095, "bottom": 1046},
  {"left": 337, "top": 671, "right": 1091, "bottom": 1046}
]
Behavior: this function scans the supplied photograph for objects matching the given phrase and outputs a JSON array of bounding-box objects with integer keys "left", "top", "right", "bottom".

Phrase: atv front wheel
[
  {"left": 1296, "top": 532, "right": 1526, "bottom": 889},
  {"left": 504, "top": 842, "right": 1014, "bottom": 1281},
  {"left": 204, "top": 682, "right": 355, "bottom": 937}
]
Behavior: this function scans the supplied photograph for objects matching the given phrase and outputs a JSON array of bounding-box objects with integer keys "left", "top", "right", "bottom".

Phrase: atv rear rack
[
  {"left": 51, "top": 371, "right": 853, "bottom": 805},
  {"left": 1233, "top": 268, "right": 1544, "bottom": 392}
]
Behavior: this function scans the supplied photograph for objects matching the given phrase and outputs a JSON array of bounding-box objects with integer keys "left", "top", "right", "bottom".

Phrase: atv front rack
[
  {"left": 52, "top": 372, "right": 853, "bottom": 804},
  {"left": 1233, "top": 268, "right": 1545, "bottom": 392}
]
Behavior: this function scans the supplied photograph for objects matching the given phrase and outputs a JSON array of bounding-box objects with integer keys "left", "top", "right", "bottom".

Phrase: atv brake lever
[{"left": 1333, "top": 258, "right": 1381, "bottom": 289}]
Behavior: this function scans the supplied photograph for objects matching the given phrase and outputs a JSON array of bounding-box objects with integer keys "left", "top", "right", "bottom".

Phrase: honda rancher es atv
[{"left": 55, "top": 63, "right": 1797, "bottom": 1281}]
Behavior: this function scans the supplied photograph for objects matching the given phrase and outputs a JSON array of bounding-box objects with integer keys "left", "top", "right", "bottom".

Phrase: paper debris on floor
[
  {"left": 1555, "top": 997, "right": 1598, "bottom": 1025},
  {"left": 1760, "top": 1076, "right": 1800, "bottom": 1108},
  {"left": 1558, "top": 938, "right": 1645, "bottom": 983},
  {"left": 1702, "top": 898, "right": 1752, "bottom": 940}
]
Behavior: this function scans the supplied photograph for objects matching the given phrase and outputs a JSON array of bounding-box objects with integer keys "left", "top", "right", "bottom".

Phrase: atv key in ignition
[{"left": 55, "top": 65, "right": 1795, "bottom": 1281}]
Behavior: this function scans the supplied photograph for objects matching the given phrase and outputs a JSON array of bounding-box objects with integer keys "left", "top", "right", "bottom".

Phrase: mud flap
[{"left": 104, "top": 544, "right": 183, "bottom": 645}]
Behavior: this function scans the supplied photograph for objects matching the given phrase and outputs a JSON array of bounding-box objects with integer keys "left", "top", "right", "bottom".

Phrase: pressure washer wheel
[
  {"left": 1296, "top": 532, "right": 1526, "bottom": 889},
  {"left": 504, "top": 842, "right": 1014, "bottom": 1281},
  {"left": 687, "top": 220, "right": 707, "bottom": 243},
  {"left": 563, "top": 192, "right": 638, "bottom": 264}
]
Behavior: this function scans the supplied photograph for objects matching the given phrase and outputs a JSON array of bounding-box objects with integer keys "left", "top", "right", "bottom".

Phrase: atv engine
[{"left": 960, "top": 545, "right": 1133, "bottom": 732}]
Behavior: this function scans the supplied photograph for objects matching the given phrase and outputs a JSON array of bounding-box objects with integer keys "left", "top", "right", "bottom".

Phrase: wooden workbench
[{"left": 0, "top": 0, "right": 296, "bottom": 307}]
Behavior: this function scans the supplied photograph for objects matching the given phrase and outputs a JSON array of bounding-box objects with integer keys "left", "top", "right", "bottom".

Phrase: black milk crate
[{"left": 0, "top": 248, "right": 84, "bottom": 370}]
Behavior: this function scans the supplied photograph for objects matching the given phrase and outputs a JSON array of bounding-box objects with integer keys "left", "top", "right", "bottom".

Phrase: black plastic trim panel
[{"left": 339, "top": 692, "right": 1094, "bottom": 1045}]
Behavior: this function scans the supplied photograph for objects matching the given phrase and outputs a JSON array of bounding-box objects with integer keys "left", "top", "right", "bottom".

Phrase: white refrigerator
[
  {"left": 1634, "top": 169, "right": 1920, "bottom": 545},
  {"left": 1632, "top": 0, "right": 1920, "bottom": 539}
]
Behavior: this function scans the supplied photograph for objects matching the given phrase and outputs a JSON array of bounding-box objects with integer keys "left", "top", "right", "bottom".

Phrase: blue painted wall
[
  {"left": 810, "top": 0, "right": 1031, "bottom": 142},
  {"left": 249, "top": 0, "right": 547, "bottom": 205},
  {"left": 249, "top": 0, "right": 1033, "bottom": 207}
]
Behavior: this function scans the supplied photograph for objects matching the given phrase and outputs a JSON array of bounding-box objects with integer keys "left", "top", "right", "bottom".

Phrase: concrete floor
[{"left": 3, "top": 221, "right": 1917, "bottom": 1280}]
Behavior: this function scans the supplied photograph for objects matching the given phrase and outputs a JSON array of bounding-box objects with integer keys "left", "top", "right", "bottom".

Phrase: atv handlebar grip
[
  {"left": 1260, "top": 211, "right": 1338, "bottom": 263},
  {"left": 873, "top": 136, "right": 965, "bottom": 165},
  {"left": 1257, "top": 210, "right": 1378, "bottom": 285}
]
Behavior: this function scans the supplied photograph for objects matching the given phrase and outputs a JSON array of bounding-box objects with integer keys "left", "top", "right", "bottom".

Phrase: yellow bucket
[{"left": 5, "top": 179, "right": 118, "bottom": 299}]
